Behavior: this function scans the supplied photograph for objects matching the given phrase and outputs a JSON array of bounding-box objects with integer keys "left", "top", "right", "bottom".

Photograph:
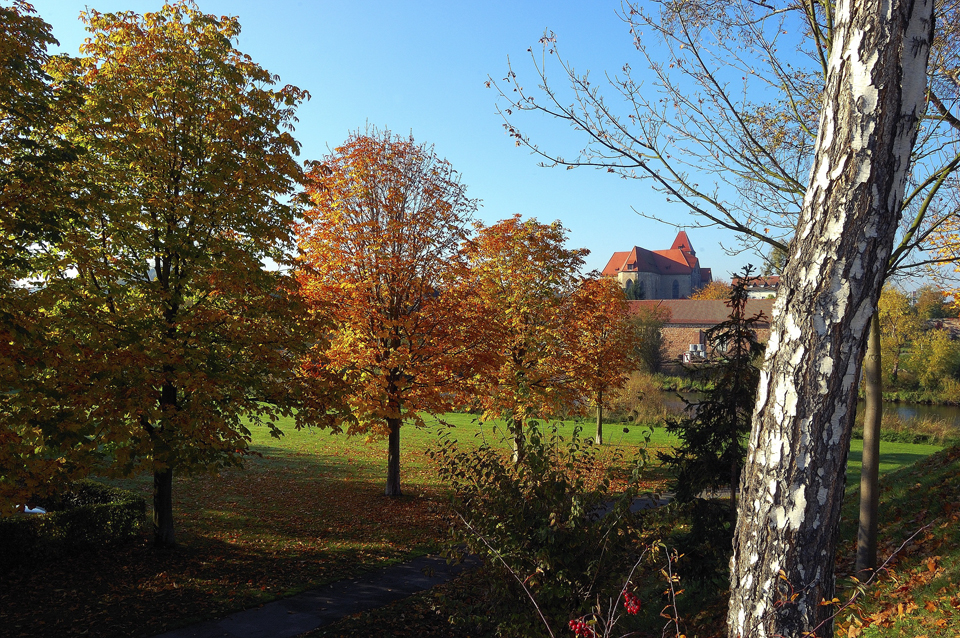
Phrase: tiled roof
[
  {"left": 670, "top": 231, "right": 694, "bottom": 252},
  {"left": 733, "top": 275, "right": 781, "bottom": 288},
  {"left": 601, "top": 251, "right": 631, "bottom": 276},
  {"left": 628, "top": 299, "right": 775, "bottom": 326},
  {"left": 602, "top": 232, "right": 707, "bottom": 279},
  {"left": 650, "top": 248, "right": 695, "bottom": 274}
]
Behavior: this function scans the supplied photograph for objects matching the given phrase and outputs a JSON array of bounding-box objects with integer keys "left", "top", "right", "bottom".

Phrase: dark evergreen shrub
[{"left": 0, "top": 479, "right": 145, "bottom": 569}]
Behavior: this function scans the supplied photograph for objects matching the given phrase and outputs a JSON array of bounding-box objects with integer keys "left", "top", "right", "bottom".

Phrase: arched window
[{"left": 672, "top": 280, "right": 680, "bottom": 299}]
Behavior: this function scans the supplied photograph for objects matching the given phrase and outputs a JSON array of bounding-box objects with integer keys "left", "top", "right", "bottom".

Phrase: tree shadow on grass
[
  {"left": 1, "top": 450, "right": 447, "bottom": 638},
  {"left": 845, "top": 447, "right": 939, "bottom": 487}
]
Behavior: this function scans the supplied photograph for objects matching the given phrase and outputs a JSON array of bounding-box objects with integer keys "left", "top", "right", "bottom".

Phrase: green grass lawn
[
  {"left": 846, "top": 439, "right": 944, "bottom": 486},
  {"left": 0, "top": 411, "right": 948, "bottom": 638}
]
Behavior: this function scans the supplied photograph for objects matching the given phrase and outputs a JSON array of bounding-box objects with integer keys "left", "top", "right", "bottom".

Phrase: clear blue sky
[{"left": 32, "top": 0, "right": 750, "bottom": 278}]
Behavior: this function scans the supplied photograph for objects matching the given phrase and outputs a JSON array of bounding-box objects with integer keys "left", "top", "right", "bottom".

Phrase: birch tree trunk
[{"left": 727, "top": 2, "right": 934, "bottom": 637}]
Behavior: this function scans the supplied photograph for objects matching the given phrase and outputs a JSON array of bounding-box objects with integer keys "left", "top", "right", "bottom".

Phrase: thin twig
[{"left": 455, "top": 512, "right": 557, "bottom": 638}]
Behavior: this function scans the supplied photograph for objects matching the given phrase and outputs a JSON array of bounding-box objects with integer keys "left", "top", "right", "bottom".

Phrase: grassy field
[{"left": 0, "top": 412, "right": 948, "bottom": 638}]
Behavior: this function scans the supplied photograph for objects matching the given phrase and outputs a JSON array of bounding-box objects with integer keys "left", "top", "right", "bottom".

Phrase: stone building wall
[{"left": 661, "top": 325, "right": 772, "bottom": 361}]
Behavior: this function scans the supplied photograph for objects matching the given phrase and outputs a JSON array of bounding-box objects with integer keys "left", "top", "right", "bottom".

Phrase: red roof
[
  {"left": 670, "top": 231, "right": 694, "bottom": 253},
  {"left": 650, "top": 248, "right": 694, "bottom": 274},
  {"left": 601, "top": 251, "right": 632, "bottom": 276},
  {"left": 627, "top": 299, "right": 775, "bottom": 326},
  {"left": 603, "top": 232, "right": 712, "bottom": 282},
  {"left": 732, "top": 275, "right": 781, "bottom": 288}
]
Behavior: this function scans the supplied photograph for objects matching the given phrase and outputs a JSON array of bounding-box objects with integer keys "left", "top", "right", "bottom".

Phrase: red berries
[
  {"left": 568, "top": 591, "right": 641, "bottom": 636},
  {"left": 623, "top": 591, "right": 641, "bottom": 615},
  {"left": 568, "top": 618, "right": 596, "bottom": 637}
]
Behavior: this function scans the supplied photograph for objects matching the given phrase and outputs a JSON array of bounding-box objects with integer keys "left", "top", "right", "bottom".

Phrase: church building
[{"left": 601, "top": 231, "right": 712, "bottom": 300}]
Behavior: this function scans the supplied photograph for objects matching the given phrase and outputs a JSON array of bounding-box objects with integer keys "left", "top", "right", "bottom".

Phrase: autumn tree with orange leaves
[
  {"left": 20, "top": 2, "right": 311, "bottom": 547},
  {"left": 563, "top": 277, "right": 639, "bottom": 445},
  {"left": 465, "top": 216, "right": 587, "bottom": 462},
  {"left": 689, "top": 280, "right": 733, "bottom": 301},
  {"left": 297, "top": 130, "right": 484, "bottom": 497}
]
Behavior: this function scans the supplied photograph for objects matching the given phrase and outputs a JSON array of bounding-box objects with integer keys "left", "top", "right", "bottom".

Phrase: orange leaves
[
  {"left": 689, "top": 279, "right": 733, "bottom": 300},
  {"left": 563, "top": 276, "right": 639, "bottom": 404},
  {"left": 296, "top": 129, "right": 482, "bottom": 435}
]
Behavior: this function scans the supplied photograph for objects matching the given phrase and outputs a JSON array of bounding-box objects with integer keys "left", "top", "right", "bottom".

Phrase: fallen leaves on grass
[
  {"left": 0, "top": 447, "right": 447, "bottom": 638},
  {"left": 834, "top": 446, "right": 960, "bottom": 638}
]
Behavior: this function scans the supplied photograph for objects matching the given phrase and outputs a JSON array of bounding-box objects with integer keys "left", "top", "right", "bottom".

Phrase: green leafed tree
[
  {"left": 0, "top": 1, "right": 84, "bottom": 513},
  {"left": 465, "top": 216, "right": 588, "bottom": 462},
  {"left": 914, "top": 283, "right": 951, "bottom": 320},
  {"left": 0, "top": 0, "right": 81, "bottom": 275},
  {"left": 879, "top": 285, "right": 923, "bottom": 387},
  {"left": 27, "top": 1, "right": 312, "bottom": 546},
  {"left": 628, "top": 302, "right": 668, "bottom": 374},
  {"left": 909, "top": 328, "right": 960, "bottom": 391}
]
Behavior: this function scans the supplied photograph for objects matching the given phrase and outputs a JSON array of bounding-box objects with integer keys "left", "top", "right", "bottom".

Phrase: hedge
[{"left": 0, "top": 479, "right": 145, "bottom": 569}]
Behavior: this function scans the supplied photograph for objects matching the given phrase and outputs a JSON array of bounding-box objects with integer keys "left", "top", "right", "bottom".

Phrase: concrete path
[
  {"left": 151, "top": 494, "right": 671, "bottom": 638},
  {"left": 151, "top": 553, "right": 478, "bottom": 638}
]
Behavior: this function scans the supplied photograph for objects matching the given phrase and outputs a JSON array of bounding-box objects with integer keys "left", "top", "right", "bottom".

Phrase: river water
[{"left": 662, "top": 392, "right": 960, "bottom": 429}]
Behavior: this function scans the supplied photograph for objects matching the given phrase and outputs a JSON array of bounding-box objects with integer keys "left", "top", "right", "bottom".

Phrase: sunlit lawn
[
  {"left": 0, "top": 410, "right": 944, "bottom": 638},
  {"left": 846, "top": 439, "right": 944, "bottom": 486}
]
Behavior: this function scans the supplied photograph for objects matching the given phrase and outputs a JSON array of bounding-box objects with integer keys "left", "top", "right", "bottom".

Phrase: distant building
[
  {"left": 733, "top": 275, "right": 780, "bottom": 299},
  {"left": 602, "top": 231, "right": 712, "bottom": 300},
  {"left": 629, "top": 298, "right": 775, "bottom": 362}
]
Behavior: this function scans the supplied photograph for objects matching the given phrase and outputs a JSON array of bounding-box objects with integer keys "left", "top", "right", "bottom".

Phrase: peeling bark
[{"left": 727, "top": 1, "right": 934, "bottom": 637}]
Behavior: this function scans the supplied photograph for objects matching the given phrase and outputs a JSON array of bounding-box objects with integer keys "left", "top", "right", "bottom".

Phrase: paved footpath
[
  {"left": 151, "top": 553, "right": 479, "bottom": 638},
  {"left": 151, "top": 494, "right": 670, "bottom": 638}
]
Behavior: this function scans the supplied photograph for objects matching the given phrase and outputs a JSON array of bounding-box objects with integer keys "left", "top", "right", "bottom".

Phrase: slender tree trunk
[
  {"left": 596, "top": 392, "right": 603, "bottom": 445},
  {"left": 727, "top": 2, "right": 933, "bottom": 637},
  {"left": 857, "top": 314, "right": 883, "bottom": 575},
  {"left": 731, "top": 460, "right": 738, "bottom": 510},
  {"left": 153, "top": 467, "right": 175, "bottom": 548},
  {"left": 510, "top": 417, "right": 526, "bottom": 464},
  {"left": 151, "top": 373, "right": 179, "bottom": 549},
  {"left": 385, "top": 416, "right": 402, "bottom": 496}
]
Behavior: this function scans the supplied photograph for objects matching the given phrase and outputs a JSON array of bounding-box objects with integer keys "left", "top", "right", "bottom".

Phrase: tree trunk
[
  {"left": 385, "top": 416, "right": 402, "bottom": 496},
  {"left": 596, "top": 393, "right": 603, "bottom": 445},
  {"left": 153, "top": 467, "right": 176, "bottom": 548},
  {"left": 731, "top": 457, "right": 738, "bottom": 510},
  {"left": 857, "top": 314, "right": 883, "bottom": 575},
  {"left": 510, "top": 418, "right": 525, "bottom": 464},
  {"left": 727, "top": 2, "right": 933, "bottom": 637}
]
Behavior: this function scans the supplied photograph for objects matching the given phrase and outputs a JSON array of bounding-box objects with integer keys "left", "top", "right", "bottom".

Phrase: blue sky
[{"left": 32, "top": 0, "right": 751, "bottom": 278}]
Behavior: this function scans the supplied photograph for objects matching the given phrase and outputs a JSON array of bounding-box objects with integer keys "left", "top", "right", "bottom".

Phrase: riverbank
[{"left": 655, "top": 373, "right": 960, "bottom": 407}]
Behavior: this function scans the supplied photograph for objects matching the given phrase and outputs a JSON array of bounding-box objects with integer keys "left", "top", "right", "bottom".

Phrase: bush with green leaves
[
  {"left": 429, "top": 422, "right": 649, "bottom": 637},
  {"left": 0, "top": 479, "right": 145, "bottom": 569}
]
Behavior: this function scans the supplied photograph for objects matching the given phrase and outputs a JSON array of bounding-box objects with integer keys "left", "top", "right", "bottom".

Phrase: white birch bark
[{"left": 727, "top": 1, "right": 934, "bottom": 637}]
